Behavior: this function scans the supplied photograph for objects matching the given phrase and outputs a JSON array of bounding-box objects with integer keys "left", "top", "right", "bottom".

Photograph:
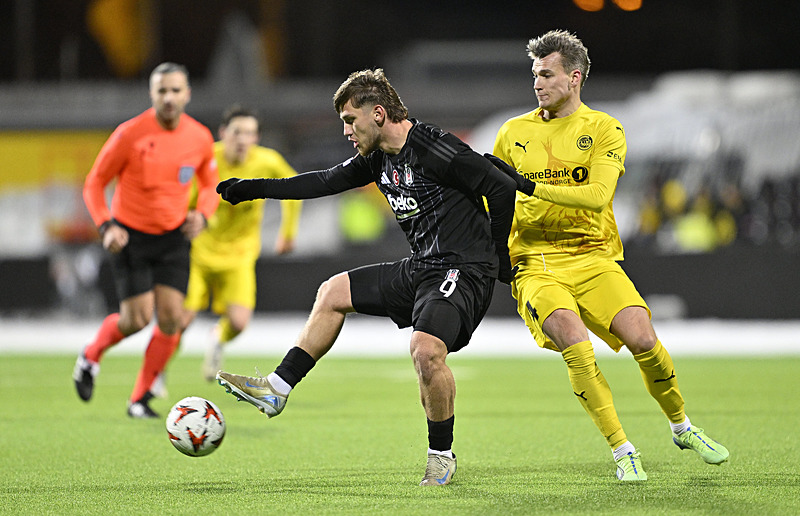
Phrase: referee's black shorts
[
  {"left": 348, "top": 258, "right": 495, "bottom": 353},
  {"left": 109, "top": 222, "right": 191, "bottom": 302}
]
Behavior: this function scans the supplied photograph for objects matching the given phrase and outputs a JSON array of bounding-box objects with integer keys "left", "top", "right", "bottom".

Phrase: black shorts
[
  {"left": 109, "top": 222, "right": 191, "bottom": 301},
  {"left": 348, "top": 258, "right": 495, "bottom": 353}
]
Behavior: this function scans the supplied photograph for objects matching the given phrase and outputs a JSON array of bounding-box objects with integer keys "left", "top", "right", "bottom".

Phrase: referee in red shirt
[{"left": 74, "top": 62, "right": 219, "bottom": 418}]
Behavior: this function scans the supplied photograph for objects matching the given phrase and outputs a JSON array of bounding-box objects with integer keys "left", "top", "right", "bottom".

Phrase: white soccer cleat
[
  {"left": 202, "top": 341, "right": 224, "bottom": 382},
  {"left": 216, "top": 371, "right": 287, "bottom": 418},
  {"left": 420, "top": 452, "right": 457, "bottom": 486},
  {"left": 150, "top": 373, "right": 169, "bottom": 399},
  {"left": 202, "top": 325, "right": 224, "bottom": 382}
]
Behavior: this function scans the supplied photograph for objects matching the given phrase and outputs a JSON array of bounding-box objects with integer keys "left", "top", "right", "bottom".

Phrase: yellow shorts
[
  {"left": 511, "top": 254, "right": 650, "bottom": 352},
  {"left": 184, "top": 260, "right": 257, "bottom": 314}
]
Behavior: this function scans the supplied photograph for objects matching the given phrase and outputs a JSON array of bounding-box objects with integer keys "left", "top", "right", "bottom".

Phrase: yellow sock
[
  {"left": 217, "top": 317, "right": 237, "bottom": 344},
  {"left": 562, "top": 340, "right": 627, "bottom": 449},
  {"left": 633, "top": 340, "right": 685, "bottom": 424}
]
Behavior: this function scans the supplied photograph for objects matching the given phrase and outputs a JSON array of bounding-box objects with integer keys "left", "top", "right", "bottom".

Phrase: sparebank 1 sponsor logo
[
  {"left": 523, "top": 166, "right": 589, "bottom": 184},
  {"left": 571, "top": 166, "right": 588, "bottom": 182},
  {"left": 386, "top": 193, "right": 420, "bottom": 220}
]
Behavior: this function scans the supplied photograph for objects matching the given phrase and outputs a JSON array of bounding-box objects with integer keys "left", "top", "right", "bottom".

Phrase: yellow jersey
[
  {"left": 493, "top": 103, "right": 626, "bottom": 262},
  {"left": 190, "top": 143, "right": 301, "bottom": 269}
]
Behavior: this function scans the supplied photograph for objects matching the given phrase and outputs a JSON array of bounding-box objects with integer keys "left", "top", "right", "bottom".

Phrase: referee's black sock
[
  {"left": 427, "top": 415, "right": 455, "bottom": 452},
  {"left": 274, "top": 346, "right": 316, "bottom": 387}
]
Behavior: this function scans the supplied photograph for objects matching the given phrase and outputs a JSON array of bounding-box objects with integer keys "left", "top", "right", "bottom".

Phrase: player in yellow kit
[
  {"left": 184, "top": 105, "right": 301, "bottom": 380},
  {"left": 488, "top": 30, "right": 729, "bottom": 481}
]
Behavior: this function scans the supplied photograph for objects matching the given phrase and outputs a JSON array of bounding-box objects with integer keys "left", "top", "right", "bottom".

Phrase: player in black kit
[{"left": 215, "top": 68, "right": 516, "bottom": 486}]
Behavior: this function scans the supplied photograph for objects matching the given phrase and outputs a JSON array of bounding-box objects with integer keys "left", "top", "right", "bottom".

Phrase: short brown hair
[
  {"left": 527, "top": 30, "right": 591, "bottom": 89},
  {"left": 221, "top": 103, "right": 260, "bottom": 132},
  {"left": 333, "top": 68, "right": 408, "bottom": 123}
]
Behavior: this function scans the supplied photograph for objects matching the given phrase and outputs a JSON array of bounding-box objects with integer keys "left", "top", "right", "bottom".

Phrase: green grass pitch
[{"left": 2, "top": 352, "right": 799, "bottom": 515}]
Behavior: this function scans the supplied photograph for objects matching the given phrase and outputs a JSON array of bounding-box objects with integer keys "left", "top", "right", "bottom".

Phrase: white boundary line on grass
[{"left": 1, "top": 314, "right": 799, "bottom": 357}]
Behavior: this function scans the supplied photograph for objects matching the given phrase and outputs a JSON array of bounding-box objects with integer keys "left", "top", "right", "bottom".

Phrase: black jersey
[{"left": 254, "top": 119, "right": 516, "bottom": 277}]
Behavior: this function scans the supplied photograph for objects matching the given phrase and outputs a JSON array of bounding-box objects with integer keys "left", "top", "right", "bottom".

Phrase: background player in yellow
[
  {"left": 184, "top": 104, "right": 301, "bottom": 380},
  {"left": 487, "top": 30, "right": 729, "bottom": 481}
]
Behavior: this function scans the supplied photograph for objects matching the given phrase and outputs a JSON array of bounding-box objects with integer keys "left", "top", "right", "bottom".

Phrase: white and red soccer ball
[{"left": 166, "top": 396, "right": 226, "bottom": 457}]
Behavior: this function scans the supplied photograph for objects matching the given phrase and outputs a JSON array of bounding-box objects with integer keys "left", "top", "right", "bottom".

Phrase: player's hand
[
  {"left": 102, "top": 223, "right": 129, "bottom": 254},
  {"left": 496, "top": 243, "right": 518, "bottom": 285},
  {"left": 274, "top": 235, "right": 295, "bottom": 255},
  {"left": 181, "top": 210, "right": 207, "bottom": 240},
  {"left": 216, "top": 177, "right": 264, "bottom": 205},
  {"left": 484, "top": 153, "right": 536, "bottom": 196}
]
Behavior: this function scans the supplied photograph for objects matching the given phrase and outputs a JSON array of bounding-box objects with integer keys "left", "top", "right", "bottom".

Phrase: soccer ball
[{"left": 166, "top": 396, "right": 226, "bottom": 457}]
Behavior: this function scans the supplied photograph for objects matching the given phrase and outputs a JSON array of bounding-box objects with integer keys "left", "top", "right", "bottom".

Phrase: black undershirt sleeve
[{"left": 446, "top": 150, "right": 517, "bottom": 249}]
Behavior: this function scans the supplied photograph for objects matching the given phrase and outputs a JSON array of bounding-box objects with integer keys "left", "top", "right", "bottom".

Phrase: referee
[{"left": 74, "top": 62, "right": 219, "bottom": 418}]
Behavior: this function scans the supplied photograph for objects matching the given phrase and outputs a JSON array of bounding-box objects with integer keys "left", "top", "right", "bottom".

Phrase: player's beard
[{"left": 356, "top": 127, "right": 381, "bottom": 156}]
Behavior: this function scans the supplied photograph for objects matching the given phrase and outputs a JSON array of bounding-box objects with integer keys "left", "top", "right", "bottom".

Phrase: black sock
[
  {"left": 427, "top": 415, "right": 455, "bottom": 452},
  {"left": 274, "top": 347, "right": 316, "bottom": 387}
]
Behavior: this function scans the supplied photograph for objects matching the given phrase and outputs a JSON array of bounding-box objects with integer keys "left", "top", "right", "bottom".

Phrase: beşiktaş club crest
[{"left": 403, "top": 164, "right": 414, "bottom": 185}]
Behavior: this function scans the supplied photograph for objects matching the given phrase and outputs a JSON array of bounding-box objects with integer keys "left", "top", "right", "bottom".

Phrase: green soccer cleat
[
  {"left": 420, "top": 453, "right": 457, "bottom": 486},
  {"left": 673, "top": 427, "right": 729, "bottom": 465},
  {"left": 216, "top": 371, "right": 287, "bottom": 418},
  {"left": 615, "top": 450, "right": 648, "bottom": 481}
]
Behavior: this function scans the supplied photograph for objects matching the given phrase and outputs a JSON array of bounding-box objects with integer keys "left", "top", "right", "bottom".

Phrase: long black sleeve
[
  {"left": 447, "top": 150, "right": 516, "bottom": 249},
  {"left": 259, "top": 169, "right": 352, "bottom": 199},
  {"left": 475, "top": 164, "right": 517, "bottom": 249},
  {"left": 219, "top": 160, "right": 373, "bottom": 204}
]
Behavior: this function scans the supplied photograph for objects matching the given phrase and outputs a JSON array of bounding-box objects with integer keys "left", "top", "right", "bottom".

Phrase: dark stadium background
[{"left": 2, "top": 1, "right": 797, "bottom": 81}]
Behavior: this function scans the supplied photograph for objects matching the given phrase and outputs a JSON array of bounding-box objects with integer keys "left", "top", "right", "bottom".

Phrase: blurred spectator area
[{"left": 0, "top": 0, "right": 798, "bottom": 317}]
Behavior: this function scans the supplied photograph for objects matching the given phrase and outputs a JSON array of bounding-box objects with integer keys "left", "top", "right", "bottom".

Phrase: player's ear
[
  {"left": 373, "top": 105, "right": 386, "bottom": 126},
  {"left": 570, "top": 69, "right": 582, "bottom": 89}
]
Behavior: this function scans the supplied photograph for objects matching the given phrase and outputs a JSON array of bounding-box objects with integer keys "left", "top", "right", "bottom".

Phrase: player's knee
[
  {"left": 315, "top": 279, "right": 332, "bottom": 307},
  {"left": 542, "top": 309, "right": 589, "bottom": 349},
  {"left": 410, "top": 334, "right": 447, "bottom": 378},
  {"left": 228, "top": 316, "right": 248, "bottom": 335},
  {"left": 179, "top": 310, "right": 196, "bottom": 333},
  {"left": 157, "top": 319, "right": 181, "bottom": 335},
  {"left": 118, "top": 311, "right": 151, "bottom": 335},
  {"left": 625, "top": 333, "right": 657, "bottom": 355},
  {"left": 315, "top": 273, "right": 350, "bottom": 313},
  {"left": 155, "top": 308, "right": 183, "bottom": 334}
]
